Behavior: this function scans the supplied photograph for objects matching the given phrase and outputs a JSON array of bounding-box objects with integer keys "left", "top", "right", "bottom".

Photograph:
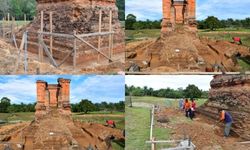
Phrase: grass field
[
  {"left": 126, "top": 28, "right": 250, "bottom": 47},
  {"left": 125, "top": 96, "right": 207, "bottom": 108},
  {"left": 125, "top": 96, "right": 207, "bottom": 150}
]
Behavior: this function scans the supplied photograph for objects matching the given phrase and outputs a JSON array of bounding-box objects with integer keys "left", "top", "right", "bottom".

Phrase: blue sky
[
  {"left": 126, "top": 0, "right": 250, "bottom": 21},
  {"left": 0, "top": 75, "right": 125, "bottom": 104}
]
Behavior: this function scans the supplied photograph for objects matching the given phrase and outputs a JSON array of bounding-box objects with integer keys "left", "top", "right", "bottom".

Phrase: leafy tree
[
  {"left": 184, "top": 84, "right": 202, "bottom": 98},
  {"left": 204, "top": 16, "right": 221, "bottom": 31},
  {"left": 0, "top": 97, "right": 11, "bottom": 113},
  {"left": 116, "top": 0, "right": 125, "bottom": 21},
  {"left": 125, "top": 14, "right": 137, "bottom": 30},
  {"left": 79, "top": 99, "right": 96, "bottom": 114}
]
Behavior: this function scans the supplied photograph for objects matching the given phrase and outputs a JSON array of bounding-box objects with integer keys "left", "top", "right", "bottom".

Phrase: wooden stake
[
  {"left": 49, "top": 12, "right": 53, "bottom": 56},
  {"left": 97, "top": 9, "right": 102, "bottom": 63},
  {"left": 73, "top": 31, "right": 77, "bottom": 69},
  {"left": 24, "top": 14, "right": 26, "bottom": 23},
  {"left": 108, "top": 9, "right": 112, "bottom": 63},
  {"left": 40, "top": 11, "right": 44, "bottom": 62},
  {"left": 7, "top": 13, "right": 9, "bottom": 24}
]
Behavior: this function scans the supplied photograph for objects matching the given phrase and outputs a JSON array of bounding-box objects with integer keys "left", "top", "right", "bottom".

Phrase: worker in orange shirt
[
  {"left": 218, "top": 109, "right": 233, "bottom": 137},
  {"left": 183, "top": 99, "right": 191, "bottom": 118}
]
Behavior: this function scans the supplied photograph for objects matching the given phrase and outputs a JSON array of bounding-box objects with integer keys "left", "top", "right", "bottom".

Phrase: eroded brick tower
[
  {"left": 35, "top": 78, "right": 71, "bottom": 118},
  {"left": 161, "top": 0, "right": 196, "bottom": 33}
]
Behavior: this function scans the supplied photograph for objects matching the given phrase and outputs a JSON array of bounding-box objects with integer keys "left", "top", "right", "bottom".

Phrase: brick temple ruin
[
  {"left": 161, "top": 0, "right": 196, "bottom": 33},
  {"left": 16, "top": 0, "right": 124, "bottom": 72},
  {"left": 35, "top": 78, "right": 71, "bottom": 118},
  {"left": 0, "top": 78, "right": 124, "bottom": 149},
  {"left": 197, "top": 75, "right": 250, "bottom": 140},
  {"left": 126, "top": 0, "right": 250, "bottom": 72}
]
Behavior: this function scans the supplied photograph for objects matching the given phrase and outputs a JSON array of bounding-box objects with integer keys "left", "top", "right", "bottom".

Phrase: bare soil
[
  {"left": 155, "top": 108, "right": 250, "bottom": 150},
  {"left": 126, "top": 30, "right": 250, "bottom": 72}
]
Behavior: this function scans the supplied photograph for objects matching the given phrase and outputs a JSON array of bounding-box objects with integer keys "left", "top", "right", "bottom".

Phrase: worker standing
[
  {"left": 179, "top": 98, "right": 184, "bottom": 110},
  {"left": 218, "top": 109, "right": 233, "bottom": 137},
  {"left": 183, "top": 99, "right": 191, "bottom": 118},
  {"left": 190, "top": 98, "right": 196, "bottom": 119}
]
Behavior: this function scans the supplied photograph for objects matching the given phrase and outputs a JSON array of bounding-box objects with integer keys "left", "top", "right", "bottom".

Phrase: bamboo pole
[
  {"left": 73, "top": 31, "right": 77, "bottom": 69},
  {"left": 24, "top": 31, "right": 28, "bottom": 74},
  {"left": 108, "top": 9, "right": 112, "bottom": 63},
  {"left": 49, "top": 12, "right": 53, "bottom": 56},
  {"left": 97, "top": 9, "right": 102, "bottom": 63}
]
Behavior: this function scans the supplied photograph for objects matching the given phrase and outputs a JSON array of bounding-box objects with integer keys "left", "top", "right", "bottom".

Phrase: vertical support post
[
  {"left": 7, "top": 13, "right": 10, "bottom": 24},
  {"left": 38, "top": 11, "right": 44, "bottom": 73},
  {"left": 73, "top": 31, "right": 77, "bottom": 69},
  {"left": 24, "top": 31, "right": 28, "bottom": 74},
  {"left": 2, "top": 18, "right": 5, "bottom": 38},
  {"left": 151, "top": 137, "right": 156, "bottom": 150},
  {"left": 24, "top": 14, "right": 27, "bottom": 24},
  {"left": 150, "top": 106, "right": 155, "bottom": 150},
  {"left": 97, "top": 9, "right": 102, "bottom": 63},
  {"left": 49, "top": 11, "right": 53, "bottom": 56},
  {"left": 108, "top": 9, "right": 112, "bottom": 63}
]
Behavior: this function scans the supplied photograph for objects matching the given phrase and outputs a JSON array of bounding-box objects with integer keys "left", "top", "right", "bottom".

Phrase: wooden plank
[
  {"left": 58, "top": 50, "right": 74, "bottom": 67},
  {"left": 74, "top": 34, "right": 113, "bottom": 62},
  {"left": 78, "top": 31, "right": 114, "bottom": 38},
  {"left": 39, "top": 38, "right": 58, "bottom": 68},
  {"left": 49, "top": 12, "right": 53, "bottom": 56},
  {"left": 97, "top": 9, "right": 102, "bottom": 63},
  {"left": 38, "top": 31, "right": 74, "bottom": 38}
]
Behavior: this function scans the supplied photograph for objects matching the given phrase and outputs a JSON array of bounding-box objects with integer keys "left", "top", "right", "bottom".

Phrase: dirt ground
[
  {"left": 0, "top": 38, "right": 124, "bottom": 74},
  {"left": 126, "top": 29, "right": 250, "bottom": 72},
  {"left": 0, "top": 110, "right": 124, "bottom": 150},
  {"left": 154, "top": 107, "right": 250, "bottom": 150}
]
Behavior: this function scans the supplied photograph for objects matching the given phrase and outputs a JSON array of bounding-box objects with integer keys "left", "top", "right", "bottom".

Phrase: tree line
[
  {"left": 0, "top": 0, "right": 125, "bottom": 21},
  {"left": 125, "top": 84, "right": 208, "bottom": 99},
  {"left": 125, "top": 14, "right": 250, "bottom": 30},
  {"left": 0, "top": 97, "right": 124, "bottom": 113}
]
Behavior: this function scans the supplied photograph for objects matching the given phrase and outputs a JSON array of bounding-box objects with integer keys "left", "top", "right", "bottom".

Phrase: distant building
[{"left": 161, "top": 0, "right": 197, "bottom": 33}]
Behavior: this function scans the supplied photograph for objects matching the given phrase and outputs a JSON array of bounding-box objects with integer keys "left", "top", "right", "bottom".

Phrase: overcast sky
[
  {"left": 0, "top": 75, "right": 125, "bottom": 104},
  {"left": 126, "top": 0, "right": 250, "bottom": 21},
  {"left": 126, "top": 75, "right": 213, "bottom": 91}
]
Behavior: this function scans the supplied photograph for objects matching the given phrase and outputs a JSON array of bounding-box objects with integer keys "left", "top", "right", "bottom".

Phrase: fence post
[
  {"left": 49, "top": 11, "right": 53, "bottom": 56},
  {"left": 108, "top": 9, "right": 112, "bottom": 63},
  {"left": 98, "top": 9, "right": 102, "bottom": 63},
  {"left": 73, "top": 30, "right": 77, "bottom": 69},
  {"left": 24, "top": 31, "right": 28, "bottom": 74}
]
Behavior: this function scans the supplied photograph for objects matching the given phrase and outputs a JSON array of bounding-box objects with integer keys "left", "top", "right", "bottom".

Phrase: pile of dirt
[
  {"left": 126, "top": 29, "right": 250, "bottom": 72},
  {"left": 16, "top": 0, "right": 124, "bottom": 71},
  {"left": 197, "top": 75, "right": 250, "bottom": 140},
  {"left": 155, "top": 108, "right": 249, "bottom": 150},
  {"left": 0, "top": 110, "right": 124, "bottom": 150}
]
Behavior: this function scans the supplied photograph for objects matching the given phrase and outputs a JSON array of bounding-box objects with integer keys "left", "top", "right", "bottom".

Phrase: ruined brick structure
[
  {"left": 19, "top": 0, "right": 124, "bottom": 66},
  {"left": 161, "top": 0, "right": 196, "bottom": 33},
  {"left": 35, "top": 78, "right": 71, "bottom": 118},
  {"left": 197, "top": 75, "right": 250, "bottom": 140}
]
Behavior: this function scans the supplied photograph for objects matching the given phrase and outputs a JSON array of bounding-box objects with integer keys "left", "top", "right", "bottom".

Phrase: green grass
[
  {"left": 126, "top": 29, "right": 161, "bottom": 42},
  {"left": 0, "top": 112, "right": 34, "bottom": 122},
  {"left": 126, "top": 28, "right": 250, "bottom": 47},
  {"left": 72, "top": 113, "right": 125, "bottom": 130},
  {"left": 125, "top": 106, "right": 151, "bottom": 150},
  {"left": 74, "top": 111, "right": 124, "bottom": 115},
  {"left": 125, "top": 96, "right": 207, "bottom": 108},
  {"left": 125, "top": 96, "right": 207, "bottom": 149},
  {"left": 0, "top": 20, "right": 30, "bottom": 27}
]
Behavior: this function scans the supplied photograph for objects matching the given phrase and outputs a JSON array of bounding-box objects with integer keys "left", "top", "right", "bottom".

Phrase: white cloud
[{"left": 125, "top": 75, "right": 213, "bottom": 91}]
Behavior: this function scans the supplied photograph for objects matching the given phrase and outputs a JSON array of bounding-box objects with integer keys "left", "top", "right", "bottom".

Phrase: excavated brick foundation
[
  {"left": 17, "top": 0, "right": 124, "bottom": 67},
  {"left": 197, "top": 75, "right": 250, "bottom": 140}
]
